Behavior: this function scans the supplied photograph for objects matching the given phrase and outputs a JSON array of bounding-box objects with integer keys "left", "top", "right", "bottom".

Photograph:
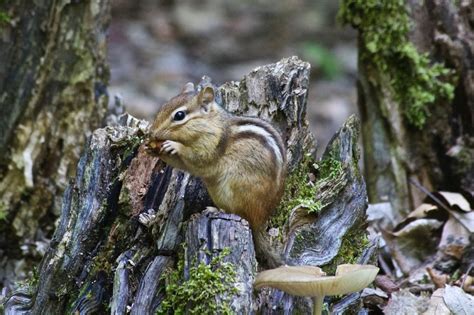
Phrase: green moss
[
  {"left": 0, "top": 0, "right": 10, "bottom": 28},
  {"left": 270, "top": 154, "right": 317, "bottom": 228},
  {"left": 322, "top": 229, "right": 369, "bottom": 275},
  {"left": 121, "top": 135, "right": 143, "bottom": 161},
  {"left": 157, "top": 247, "right": 238, "bottom": 315},
  {"left": 338, "top": 0, "right": 455, "bottom": 128},
  {"left": 270, "top": 154, "right": 345, "bottom": 228},
  {"left": 0, "top": 201, "right": 7, "bottom": 221},
  {"left": 13, "top": 266, "right": 39, "bottom": 292},
  {"left": 316, "top": 156, "right": 343, "bottom": 183}
]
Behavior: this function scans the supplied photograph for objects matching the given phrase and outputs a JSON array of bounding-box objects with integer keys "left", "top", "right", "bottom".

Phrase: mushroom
[{"left": 254, "top": 264, "right": 379, "bottom": 315}]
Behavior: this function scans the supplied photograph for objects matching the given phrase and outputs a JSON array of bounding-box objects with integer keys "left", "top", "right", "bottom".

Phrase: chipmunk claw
[{"left": 161, "top": 140, "right": 182, "bottom": 155}]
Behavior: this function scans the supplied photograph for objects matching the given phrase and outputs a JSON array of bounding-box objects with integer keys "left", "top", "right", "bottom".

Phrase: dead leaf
[
  {"left": 438, "top": 216, "right": 471, "bottom": 259},
  {"left": 427, "top": 267, "right": 448, "bottom": 288},
  {"left": 384, "top": 219, "right": 443, "bottom": 274},
  {"left": 392, "top": 219, "right": 444, "bottom": 237},
  {"left": 422, "top": 288, "right": 451, "bottom": 315},
  {"left": 393, "top": 204, "right": 446, "bottom": 233},
  {"left": 409, "top": 204, "right": 439, "bottom": 219},
  {"left": 462, "top": 276, "right": 474, "bottom": 294},
  {"left": 446, "top": 210, "right": 474, "bottom": 233},
  {"left": 361, "top": 287, "right": 388, "bottom": 310},
  {"left": 384, "top": 289, "right": 430, "bottom": 314},
  {"left": 436, "top": 192, "right": 471, "bottom": 212},
  {"left": 443, "top": 285, "right": 474, "bottom": 315},
  {"left": 367, "top": 202, "right": 396, "bottom": 230}
]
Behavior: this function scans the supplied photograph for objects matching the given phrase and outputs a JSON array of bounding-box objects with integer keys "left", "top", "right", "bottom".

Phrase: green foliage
[
  {"left": 301, "top": 42, "right": 343, "bottom": 80},
  {"left": 338, "top": 0, "right": 455, "bottom": 128},
  {"left": 157, "top": 248, "right": 238, "bottom": 315}
]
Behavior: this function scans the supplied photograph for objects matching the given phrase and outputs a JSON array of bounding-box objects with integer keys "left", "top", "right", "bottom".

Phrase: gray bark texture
[
  {"left": 358, "top": 0, "right": 474, "bottom": 219},
  {"left": 0, "top": 0, "right": 111, "bottom": 289},
  {"left": 3, "top": 57, "right": 372, "bottom": 314}
]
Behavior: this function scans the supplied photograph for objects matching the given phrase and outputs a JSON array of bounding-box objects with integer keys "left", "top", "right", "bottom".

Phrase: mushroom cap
[{"left": 254, "top": 264, "right": 379, "bottom": 297}]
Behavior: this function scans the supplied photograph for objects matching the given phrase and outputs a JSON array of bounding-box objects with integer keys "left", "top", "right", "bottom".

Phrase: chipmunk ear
[
  {"left": 181, "top": 82, "right": 195, "bottom": 94},
  {"left": 198, "top": 86, "right": 215, "bottom": 111}
]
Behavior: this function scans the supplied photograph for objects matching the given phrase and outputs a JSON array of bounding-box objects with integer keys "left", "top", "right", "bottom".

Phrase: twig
[{"left": 408, "top": 179, "right": 452, "bottom": 212}]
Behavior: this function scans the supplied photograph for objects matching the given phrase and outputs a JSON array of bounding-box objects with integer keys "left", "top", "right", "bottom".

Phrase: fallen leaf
[
  {"left": 367, "top": 202, "right": 396, "bottom": 230},
  {"left": 393, "top": 204, "right": 446, "bottom": 233},
  {"left": 427, "top": 267, "right": 448, "bottom": 289},
  {"left": 409, "top": 204, "right": 439, "bottom": 219},
  {"left": 384, "top": 219, "right": 443, "bottom": 274},
  {"left": 443, "top": 285, "right": 474, "bottom": 315},
  {"left": 462, "top": 276, "right": 474, "bottom": 294},
  {"left": 384, "top": 289, "right": 430, "bottom": 314},
  {"left": 446, "top": 210, "right": 474, "bottom": 233},
  {"left": 422, "top": 288, "right": 451, "bottom": 315},
  {"left": 438, "top": 216, "right": 471, "bottom": 259},
  {"left": 436, "top": 192, "right": 471, "bottom": 212}
]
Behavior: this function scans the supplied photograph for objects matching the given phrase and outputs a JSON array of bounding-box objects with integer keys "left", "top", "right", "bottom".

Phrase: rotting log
[{"left": 0, "top": 0, "right": 111, "bottom": 289}]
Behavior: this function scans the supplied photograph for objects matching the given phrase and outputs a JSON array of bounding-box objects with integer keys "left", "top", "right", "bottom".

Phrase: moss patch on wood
[
  {"left": 321, "top": 229, "right": 369, "bottom": 275},
  {"left": 157, "top": 247, "right": 238, "bottom": 315},
  {"left": 270, "top": 153, "right": 345, "bottom": 235},
  {"left": 339, "top": 0, "right": 455, "bottom": 128}
]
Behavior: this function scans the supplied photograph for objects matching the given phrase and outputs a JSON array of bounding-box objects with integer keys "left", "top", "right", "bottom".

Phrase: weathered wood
[
  {"left": 219, "top": 56, "right": 315, "bottom": 168},
  {"left": 257, "top": 115, "right": 373, "bottom": 314},
  {"left": 0, "top": 0, "right": 111, "bottom": 288},
  {"left": 130, "top": 256, "right": 172, "bottom": 315},
  {"left": 185, "top": 210, "right": 257, "bottom": 314},
  {"left": 285, "top": 115, "right": 367, "bottom": 266}
]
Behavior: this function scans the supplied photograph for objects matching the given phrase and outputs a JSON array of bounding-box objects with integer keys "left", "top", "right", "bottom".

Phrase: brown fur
[{"left": 147, "top": 85, "right": 287, "bottom": 267}]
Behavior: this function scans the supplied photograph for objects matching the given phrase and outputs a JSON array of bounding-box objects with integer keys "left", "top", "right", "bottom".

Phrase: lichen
[
  {"left": 157, "top": 247, "right": 238, "bottom": 315},
  {"left": 338, "top": 0, "right": 455, "bottom": 128}
]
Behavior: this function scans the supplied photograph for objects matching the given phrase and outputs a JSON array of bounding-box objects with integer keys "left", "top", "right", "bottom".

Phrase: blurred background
[{"left": 109, "top": 0, "right": 357, "bottom": 153}]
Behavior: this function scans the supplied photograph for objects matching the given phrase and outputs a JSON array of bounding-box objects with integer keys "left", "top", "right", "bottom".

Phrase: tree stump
[{"left": 3, "top": 57, "right": 373, "bottom": 314}]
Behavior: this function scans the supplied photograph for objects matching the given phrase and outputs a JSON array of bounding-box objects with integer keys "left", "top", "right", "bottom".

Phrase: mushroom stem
[{"left": 313, "top": 296, "right": 324, "bottom": 315}]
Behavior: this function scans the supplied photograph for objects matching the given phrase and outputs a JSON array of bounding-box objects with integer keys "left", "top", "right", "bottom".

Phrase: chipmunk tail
[{"left": 252, "top": 228, "right": 285, "bottom": 269}]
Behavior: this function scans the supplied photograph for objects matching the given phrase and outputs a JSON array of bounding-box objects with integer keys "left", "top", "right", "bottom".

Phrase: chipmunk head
[{"left": 146, "top": 82, "right": 220, "bottom": 150}]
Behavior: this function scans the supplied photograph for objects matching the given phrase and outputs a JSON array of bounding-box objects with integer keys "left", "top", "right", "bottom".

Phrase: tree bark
[
  {"left": 0, "top": 0, "right": 110, "bottom": 288},
  {"left": 357, "top": 0, "right": 473, "bottom": 219}
]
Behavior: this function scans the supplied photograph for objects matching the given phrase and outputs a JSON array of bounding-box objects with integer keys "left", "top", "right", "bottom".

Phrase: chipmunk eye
[{"left": 173, "top": 111, "right": 186, "bottom": 121}]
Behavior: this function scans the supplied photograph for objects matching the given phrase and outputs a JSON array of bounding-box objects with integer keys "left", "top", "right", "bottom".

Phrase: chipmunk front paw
[{"left": 161, "top": 140, "right": 183, "bottom": 155}]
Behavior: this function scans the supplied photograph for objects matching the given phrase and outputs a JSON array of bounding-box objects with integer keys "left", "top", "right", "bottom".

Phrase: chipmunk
[{"left": 145, "top": 82, "right": 287, "bottom": 268}]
